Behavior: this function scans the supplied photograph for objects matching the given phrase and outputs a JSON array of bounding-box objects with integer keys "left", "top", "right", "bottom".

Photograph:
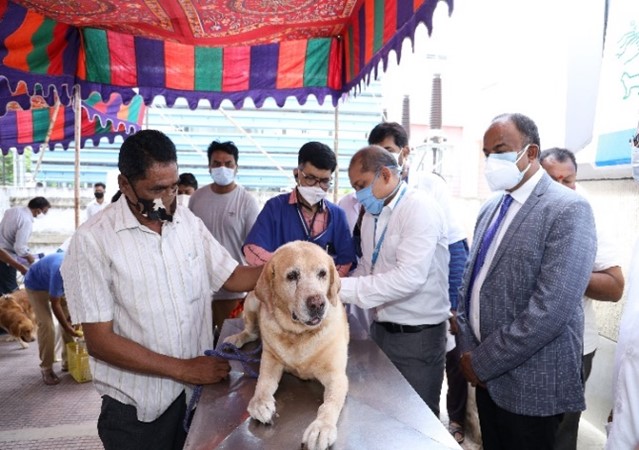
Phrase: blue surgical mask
[{"left": 356, "top": 169, "right": 400, "bottom": 216}]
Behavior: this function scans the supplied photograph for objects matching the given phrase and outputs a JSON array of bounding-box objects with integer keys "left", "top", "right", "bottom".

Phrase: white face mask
[
  {"left": 177, "top": 194, "right": 190, "bottom": 207},
  {"left": 210, "top": 167, "right": 235, "bottom": 186},
  {"left": 484, "top": 145, "right": 531, "bottom": 191},
  {"left": 297, "top": 186, "right": 328, "bottom": 206}
]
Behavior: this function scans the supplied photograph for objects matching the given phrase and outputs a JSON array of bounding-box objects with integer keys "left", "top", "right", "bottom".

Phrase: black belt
[{"left": 375, "top": 321, "right": 442, "bottom": 334}]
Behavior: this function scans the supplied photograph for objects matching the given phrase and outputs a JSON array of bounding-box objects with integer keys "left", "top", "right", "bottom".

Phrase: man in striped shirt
[{"left": 61, "top": 130, "right": 262, "bottom": 450}]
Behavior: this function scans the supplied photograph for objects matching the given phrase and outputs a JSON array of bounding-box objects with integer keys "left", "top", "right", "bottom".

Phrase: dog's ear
[
  {"left": 253, "top": 260, "right": 275, "bottom": 315},
  {"left": 327, "top": 258, "right": 341, "bottom": 307}
]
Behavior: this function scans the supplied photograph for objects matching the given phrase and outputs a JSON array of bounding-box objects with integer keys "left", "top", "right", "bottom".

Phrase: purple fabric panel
[
  {"left": 249, "top": 43, "right": 278, "bottom": 91},
  {"left": 0, "top": 108, "right": 19, "bottom": 153},
  {"left": 62, "top": 26, "right": 80, "bottom": 76},
  {"left": 134, "top": 38, "right": 165, "bottom": 88}
]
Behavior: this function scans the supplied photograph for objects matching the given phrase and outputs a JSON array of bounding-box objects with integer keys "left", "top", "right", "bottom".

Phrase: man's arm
[
  {"left": 222, "top": 265, "right": 262, "bottom": 293},
  {"left": 82, "top": 321, "right": 230, "bottom": 385},
  {"left": 0, "top": 248, "right": 28, "bottom": 274},
  {"left": 585, "top": 266, "right": 624, "bottom": 302},
  {"left": 50, "top": 296, "right": 82, "bottom": 337}
]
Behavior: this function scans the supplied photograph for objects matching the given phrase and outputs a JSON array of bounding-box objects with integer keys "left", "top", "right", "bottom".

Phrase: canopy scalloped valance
[{"left": 0, "top": 0, "right": 452, "bottom": 115}]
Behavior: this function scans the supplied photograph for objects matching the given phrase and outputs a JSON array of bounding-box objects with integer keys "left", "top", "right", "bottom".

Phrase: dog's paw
[
  {"left": 19, "top": 339, "right": 29, "bottom": 349},
  {"left": 3, "top": 335, "right": 16, "bottom": 342},
  {"left": 223, "top": 331, "right": 256, "bottom": 348},
  {"left": 302, "top": 419, "right": 337, "bottom": 450},
  {"left": 247, "top": 394, "right": 276, "bottom": 424}
]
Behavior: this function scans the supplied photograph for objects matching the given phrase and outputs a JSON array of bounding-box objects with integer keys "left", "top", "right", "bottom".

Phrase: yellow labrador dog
[{"left": 224, "top": 240, "right": 349, "bottom": 450}]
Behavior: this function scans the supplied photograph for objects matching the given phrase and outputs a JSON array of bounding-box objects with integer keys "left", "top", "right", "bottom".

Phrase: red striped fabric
[
  {"left": 277, "top": 40, "right": 306, "bottom": 89},
  {"left": 165, "top": 40, "right": 194, "bottom": 90},
  {"left": 383, "top": 0, "right": 397, "bottom": 43},
  {"left": 46, "top": 23, "right": 67, "bottom": 75},
  {"left": 4, "top": 10, "right": 44, "bottom": 72},
  {"left": 222, "top": 46, "right": 250, "bottom": 92},
  {"left": 16, "top": 110, "right": 33, "bottom": 144},
  {"left": 364, "top": 0, "right": 374, "bottom": 63},
  {"left": 108, "top": 31, "right": 137, "bottom": 86},
  {"left": 49, "top": 105, "right": 65, "bottom": 141}
]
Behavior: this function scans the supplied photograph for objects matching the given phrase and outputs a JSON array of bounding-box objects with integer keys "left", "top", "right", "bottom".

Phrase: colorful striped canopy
[
  {"left": 0, "top": 91, "right": 145, "bottom": 154},
  {"left": 0, "top": 0, "right": 452, "bottom": 114}
]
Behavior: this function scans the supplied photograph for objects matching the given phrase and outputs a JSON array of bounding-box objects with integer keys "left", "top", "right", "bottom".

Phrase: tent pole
[
  {"left": 333, "top": 103, "right": 339, "bottom": 203},
  {"left": 73, "top": 85, "right": 81, "bottom": 229},
  {"left": 33, "top": 94, "right": 61, "bottom": 182}
]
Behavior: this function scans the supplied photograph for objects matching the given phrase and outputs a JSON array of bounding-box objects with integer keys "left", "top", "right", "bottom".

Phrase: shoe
[
  {"left": 42, "top": 369, "right": 61, "bottom": 385},
  {"left": 449, "top": 421, "right": 465, "bottom": 444}
]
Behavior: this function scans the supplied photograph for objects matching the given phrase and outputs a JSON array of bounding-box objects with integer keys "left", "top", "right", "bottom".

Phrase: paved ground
[{"left": 0, "top": 334, "right": 606, "bottom": 450}]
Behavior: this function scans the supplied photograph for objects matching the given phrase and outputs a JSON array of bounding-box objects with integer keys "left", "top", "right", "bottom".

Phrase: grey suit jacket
[{"left": 457, "top": 172, "right": 597, "bottom": 416}]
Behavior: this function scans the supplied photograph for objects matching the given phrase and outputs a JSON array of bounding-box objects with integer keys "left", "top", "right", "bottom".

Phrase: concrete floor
[{"left": 0, "top": 336, "right": 607, "bottom": 449}]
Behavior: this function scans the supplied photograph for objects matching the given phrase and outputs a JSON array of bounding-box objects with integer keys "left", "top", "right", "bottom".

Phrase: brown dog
[
  {"left": 225, "top": 241, "right": 349, "bottom": 450},
  {"left": 0, "top": 295, "right": 36, "bottom": 349}
]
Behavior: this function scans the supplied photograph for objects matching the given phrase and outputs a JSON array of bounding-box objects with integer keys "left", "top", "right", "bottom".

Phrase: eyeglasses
[{"left": 299, "top": 169, "right": 332, "bottom": 189}]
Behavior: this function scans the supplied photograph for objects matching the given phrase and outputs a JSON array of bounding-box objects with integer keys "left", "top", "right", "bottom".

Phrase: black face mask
[
  {"left": 94, "top": 192, "right": 104, "bottom": 199},
  {"left": 127, "top": 183, "right": 176, "bottom": 222}
]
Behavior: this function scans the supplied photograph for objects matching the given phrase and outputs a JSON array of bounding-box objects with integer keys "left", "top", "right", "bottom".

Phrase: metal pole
[
  {"left": 73, "top": 85, "right": 81, "bottom": 229},
  {"left": 333, "top": 103, "right": 339, "bottom": 203}
]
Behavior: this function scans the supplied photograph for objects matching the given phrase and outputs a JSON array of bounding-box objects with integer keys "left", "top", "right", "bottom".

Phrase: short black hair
[
  {"left": 118, "top": 130, "right": 177, "bottom": 183},
  {"left": 28, "top": 197, "right": 50, "bottom": 210},
  {"left": 540, "top": 147, "right": 577, "bottom": 171},
  {"left": 207, "top": 141, "right": 239, "bottom": 164},
  {"left": 94, "top": 182, "right": 106, "bottom": 189},
  {"left": 298, "top": 142, "right": 337, "bottom": 172},
  {"left": 368, "top": 122, "right": 409, "bottom": 148},
  {"left": 350, "top": 145, "right": 398, "bottom": 174},
  {"left": 492, "top": 113, "right": 541, "bottom": 152},
  {"left": 178, "top": 173, "right": 198, "bottom": 190}
]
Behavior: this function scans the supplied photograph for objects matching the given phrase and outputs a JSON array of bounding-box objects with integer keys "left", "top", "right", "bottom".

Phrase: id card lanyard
[{"left": 370, "top": 186, "right": 407, "bottom": 275}]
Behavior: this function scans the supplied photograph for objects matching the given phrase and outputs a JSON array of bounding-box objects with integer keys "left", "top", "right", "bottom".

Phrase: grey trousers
[{"left": 371, "top": 321, "right": 447, "bottom": 417}]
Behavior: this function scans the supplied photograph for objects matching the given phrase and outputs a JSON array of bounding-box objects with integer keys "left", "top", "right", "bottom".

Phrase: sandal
[
  {"left": 449, "top": 421, "right": 465, "bottom": 444},
  {"left": 42, "top": 369, "right": 61, "bottom": 385}
]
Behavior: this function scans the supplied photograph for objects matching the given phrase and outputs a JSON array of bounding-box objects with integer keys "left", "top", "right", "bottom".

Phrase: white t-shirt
[
  {"left": 189, "top": 184, "right": 259, "bottom": 300},
  {"left": 576, "top": 184, "right": 621, "bottom": 355}
]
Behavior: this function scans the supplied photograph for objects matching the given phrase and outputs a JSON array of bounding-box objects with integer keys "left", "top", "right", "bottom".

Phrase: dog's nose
[{"left": 306, "top": 295, "right": 325, "bottom": 315}]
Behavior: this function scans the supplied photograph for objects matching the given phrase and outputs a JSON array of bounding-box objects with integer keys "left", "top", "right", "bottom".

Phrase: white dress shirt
[
  {"left": 0, "top": 205, "right": 34, "bottom": 258},
  {"left": 340, "top": 183, "right": 450, "bottom": 326},
  {"left": 470, "top": 167, "right": 544, "bottom": 339},
  {"left": 61, "top": 197, "right": 238, "bottom": 422}
]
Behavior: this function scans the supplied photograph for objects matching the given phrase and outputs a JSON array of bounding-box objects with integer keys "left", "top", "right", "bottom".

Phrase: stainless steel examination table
[{"left": 184, "top": 318, "right": 461, "bottom": 449}]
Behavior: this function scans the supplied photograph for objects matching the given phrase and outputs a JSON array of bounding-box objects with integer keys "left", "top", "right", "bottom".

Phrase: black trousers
[
  {"left": 0, "top": 262, "right": 17, "bottom": 294},
  {"left": 476, "top": 386, "right": 563, "bottom": 450},
  {"left": 98, "top": 391, "right": 187, "bottom": 450}
]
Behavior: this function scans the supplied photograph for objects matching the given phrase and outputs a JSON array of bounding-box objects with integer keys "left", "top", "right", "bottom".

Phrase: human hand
[
  {"left": 460, "top": 352, "right": 485, "bottom": 388},
  {"left": 177, "top": 356, "right": 231, "bottom": 385},
  {"left": 449, "top": 311, "right": 459, "bottom": 335}
]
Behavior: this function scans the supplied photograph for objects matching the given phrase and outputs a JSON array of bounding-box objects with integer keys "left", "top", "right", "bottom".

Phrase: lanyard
[
  {"left": 370, "top": 186, "right": 407, "bottom": 275},
  {"left": 296, "top": 203, "right": 321, "bottom": 241}
]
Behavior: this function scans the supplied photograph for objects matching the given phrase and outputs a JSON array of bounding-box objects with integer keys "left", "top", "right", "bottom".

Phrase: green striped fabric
[
  {"left": 195, "top": 47, "right": 222, "bottom": 91},
  {"left": 26, "top": 19, "right": 55, "bottom": 74},
  {"left": 83, "top": 29, "right": 111, "bottom": 84},
  {"left": 373, "top": 0, "right": 385, "bottom": 53},
  {"left": 303, "top": 38, "right": 330, "bottom": 87}
]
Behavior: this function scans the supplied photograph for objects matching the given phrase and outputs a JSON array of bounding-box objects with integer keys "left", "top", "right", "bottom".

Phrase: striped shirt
[{"left": 61, "top": 197, "right": 238, "bottom": 422}]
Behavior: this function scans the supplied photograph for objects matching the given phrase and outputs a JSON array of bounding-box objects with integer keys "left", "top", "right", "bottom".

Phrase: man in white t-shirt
[
  {"left": 61, "top": 130, "right": 262, "bottom": 450},
  {"left": 540, "top": 147, "right": 624, "bottom": 450},
  {"left": 85, "top": 182, "right": 107, "bottom": 220},
  {"left": 189, "top": 140, "right": 260, "bottom": 335}
]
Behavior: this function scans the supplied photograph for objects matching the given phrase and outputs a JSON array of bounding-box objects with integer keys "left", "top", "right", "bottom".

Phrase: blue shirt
[{"left": 24, "top": 251, "right": 65, "bottom": 297}]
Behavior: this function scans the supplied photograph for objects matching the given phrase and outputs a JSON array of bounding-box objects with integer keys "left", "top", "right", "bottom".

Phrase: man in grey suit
[{"left": 456, "top": 113, "right": 597, "bottom": 450}]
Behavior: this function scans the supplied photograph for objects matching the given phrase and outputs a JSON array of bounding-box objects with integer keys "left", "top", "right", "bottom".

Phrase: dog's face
[
  {"left": 255, "top": 241, "right": 341, "bottom": 330},
  {"left": 0, "top": 298, "right": 36, "bottom": 342}
]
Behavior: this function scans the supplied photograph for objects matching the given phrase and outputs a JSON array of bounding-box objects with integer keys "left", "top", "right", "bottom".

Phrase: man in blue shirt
[
  {"left": 243, "top": 141, "right": 356, "bottom": 276},
  {"left": 24, "top": 251, "right": 81, "bottom": 385}
]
